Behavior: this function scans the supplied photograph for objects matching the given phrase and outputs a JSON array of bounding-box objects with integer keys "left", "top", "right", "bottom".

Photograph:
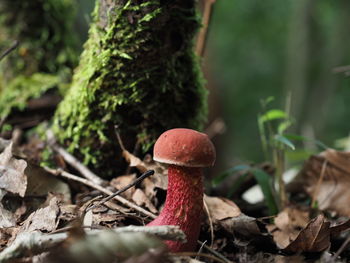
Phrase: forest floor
[{"left": 1, "top": 95, "right": 350, "bottom": 263}]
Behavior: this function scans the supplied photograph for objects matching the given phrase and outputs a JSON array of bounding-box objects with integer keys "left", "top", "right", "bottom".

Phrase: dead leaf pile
[
  {"left": 299, "top": 149, "right": 350, "bottom": 216},
  {"left": 267, "top": 207, "right": 345, "bottom": 253}
]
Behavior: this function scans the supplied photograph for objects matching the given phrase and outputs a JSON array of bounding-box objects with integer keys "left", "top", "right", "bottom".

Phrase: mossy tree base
[{"left": 53, "top": 0, "right": 207, "bottom": 177}]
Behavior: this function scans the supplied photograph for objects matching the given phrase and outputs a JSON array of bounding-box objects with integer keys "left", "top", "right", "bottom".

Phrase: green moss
[
  {"left": 0, "top": 0, "right": 78, "bottom": 118},
  {"left": 0, "top": 73, "right": 61, "bottom": 118},
  {"left": 53, "top": 0, "right": 207, "bottom": 176}
]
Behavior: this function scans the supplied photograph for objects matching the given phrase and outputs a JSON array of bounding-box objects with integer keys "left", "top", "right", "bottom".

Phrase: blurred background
[{"left": 75, "top": 0, "right": 350, "bottom": 172}]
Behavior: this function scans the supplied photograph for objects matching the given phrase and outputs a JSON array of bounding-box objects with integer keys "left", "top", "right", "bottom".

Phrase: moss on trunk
[
  {"left": 53, "top": 0, "right": 207, "bottom": 176},
  {"left": 0, "top": 0, "right": 78, "bottom": 118}
]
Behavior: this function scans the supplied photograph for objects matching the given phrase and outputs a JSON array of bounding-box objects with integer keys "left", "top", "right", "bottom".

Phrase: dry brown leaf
[
  {"left": 0, "top": 204, "right": 16, "bottom": 228},
  {"left": 123, "top": 151, "right": 166, "bottom": 175},
  {"left": 267, "top": 207, "right": 309, "bottom": 249},
  {"left": 300, "top": 149, "right": 350, "bottom": 216},
  {"left": 0, "top": 190, "right": 16, "bottom": 228},
  {"left": 123, "top": 150, "right": 149, "bottom": 173},
  {"left": 25, "top": 163, "right": 71, "bottom": 202},
  {"left": 330, "top": 219, "right": 350, "bottom": 237},
  {"left": 203, "top": 195, "right": 264, "bottom": 240},
  {"left": 21, "top": 196, "right": 60, "bottom": 232},
  {"left": 204, "top": 195, "right": 241, "bottom": 222},
  {"left": 132, "top": 189, "right": 158, "bottom": 214},
  {"left": 283, "top": 214, "right": 330, "bottom": 253},
  {"left": 0, "top": 143, "right": 27, "bottom": 197},
  {"left": 110, "top": 174, "right": 137, "bottom": 199},
  {"left": 221, "top": 214, "right": 264, "bottom": 238}
]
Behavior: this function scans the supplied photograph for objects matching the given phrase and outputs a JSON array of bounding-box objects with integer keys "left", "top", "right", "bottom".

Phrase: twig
[
  {"left": 115, "top": 125, "right": 126, "bottom": 151},
  {"left": 0, "top": 226, "right": 185, "bottom": 262},
  {"left": 311, "top": 160, "right": 328, "bottom": 208},
  {"left": 331, "top": 234, "right": 350, "bottom": 262},
  {"left": 198, "top": 241, "right": 233, "bottom": 263},
  {"left": 46, "top": 130, "right": 106, "bottom": 186},
  {"left": 195, "top": 0, "right": 216, "bottom": 57},
  {"left": 0, "top": 40, "right": 19, "bottom": 62},
  {"left": 171, "top": 252, "right": 231, "bottom": 263},
  {"left": 88, "top": 170, "right": 154, "bottom": 211},
  {"left": 203, "top": 198, "right": 214, "bottom": 246},
  {"left": 43, "top": 166, "right": 156, "bottom": 219}
]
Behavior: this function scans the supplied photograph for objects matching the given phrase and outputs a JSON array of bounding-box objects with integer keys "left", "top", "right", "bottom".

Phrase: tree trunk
[{"left": 53, "top": 0, "right": 207, "bottom": 177}]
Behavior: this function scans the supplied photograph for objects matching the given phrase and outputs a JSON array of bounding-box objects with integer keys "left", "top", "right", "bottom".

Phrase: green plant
[{"left": 213, "top": 97, "right": 329, "bottom": 216}]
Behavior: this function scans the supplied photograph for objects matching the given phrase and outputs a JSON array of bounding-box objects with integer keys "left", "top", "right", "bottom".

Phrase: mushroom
[{"left": 147, "top": 128, "right": 216, "bottom": 252}]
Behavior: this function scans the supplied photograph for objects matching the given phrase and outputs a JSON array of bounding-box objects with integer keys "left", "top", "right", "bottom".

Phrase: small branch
[
  {"left": 46, "top": 130, "right": 106, "bottom": 186},
  {"left": 195, "top": 0, "right": 216, "bottom": 57},
  {"left": 43, "top": 166, "right": 156, "bottom": 219},
  {"left": 115, "top": 125, "right": 126, "bottom": 151},
  {"left": 203, "top": 198, "right": 214, "bottom": 246},
  {"left": 331, "top": 234, "right": 350, "bottom": 262},
  {"left": 0, "top": 40, "right": 19, "bottom": 62},
  {"left": 0, "top": 226, "right": 185, "bottom": 262},
  {"left": 88, "top": 170, "right": 154, "bottom": 211}
]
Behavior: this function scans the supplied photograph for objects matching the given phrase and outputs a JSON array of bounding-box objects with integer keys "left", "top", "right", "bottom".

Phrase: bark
[{"left": 53, "top": 0, "right": 207, "bottom": 177}]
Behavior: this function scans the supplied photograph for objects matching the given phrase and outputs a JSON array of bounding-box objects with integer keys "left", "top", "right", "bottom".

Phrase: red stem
[{"left": 147, "top": 165, "right": 204, "bottom": 252}]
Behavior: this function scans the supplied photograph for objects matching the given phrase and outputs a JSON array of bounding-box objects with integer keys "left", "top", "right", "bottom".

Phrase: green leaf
[
  {"left": 212, "top": 164, "right": 250, "bottom": 186},
  {"left": 283, "top": 134, "right": 329, "bottom": 150},
  {"left": 261, "top": 96, "right": 275, "bottom": 107},
  {"left": 251, "top": 168, "right": 278, "bottom": 215},
  {"left": 259, "top": 109, "right": 287, "bottom": 123},
  {"left": 277, "top": 120, "right": 293, "bottom": 134},
  {"left": 274, "top": 134, "right": 295, "bottom": 150}
]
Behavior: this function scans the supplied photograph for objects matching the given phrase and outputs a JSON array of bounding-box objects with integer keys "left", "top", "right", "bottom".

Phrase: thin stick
[
  {"left": 195, "top": 0, "right": 216, "bottom": 57},
  {"left": 198, "top": 241, "right": 233, "bottom": 263},
  {"left": 203, "top": 198, "right": 215, "bottom": 246},
  {"left": 311, "top": 160, "right": 328, "bottom": 208},
  {"left": 0, "top": 226, "right": 185, "bottom": 262},
  {"left": 332, "top": 234, "right": 350, "bottom": 262},
  {"left": 171, "top": 252, "right": 231, "bottom": 263},
  {"left": 88, "top": 170, "right": 154, "bottom": 211},
  {"left": 115, "top": 125, "right": 126, "bottom": 151},
  {"left": 46, "top": 130, "right": 105, "bottom": 186},
  {"left": 43, "top": 166, "right": 156, "bottom": 219},
  {"left": 0, "top": 40, "right": 19, "bottom": 62}
]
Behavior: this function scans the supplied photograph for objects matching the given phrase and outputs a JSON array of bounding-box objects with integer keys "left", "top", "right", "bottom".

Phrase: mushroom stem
[{"left": 148, "top": 165, "right": 204, "bottom": 252}]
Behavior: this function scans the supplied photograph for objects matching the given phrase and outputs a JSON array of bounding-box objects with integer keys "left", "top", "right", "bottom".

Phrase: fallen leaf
[
  {"left": 300, "top": 149, "right": 350, "bottom": 216},
  {"left": 25, "top": 163, "right": 71, "bottom": 202},
  {"left": 267, "top": 207, "right": 309, "bottom": 249},
  {"left": 123, "top": 151, "right": 164, "bottom": 174},
  {"left": 110, "top": 174, "right": 137, "bottom": 199},
  {"left": 221, "top": 213, "right": 265, "bottom": 238},
  {"left": 284, "top": 214, "right": 330, "bottom": 253},
  {"left": 0, "top": 190, "right": 16, "bottom": 228},
  {"left": 203, "top": 195, "right": 266, "bottom": 241},
  {"left": 0, "top": 143, "right": 27, "bottom": 197},
  {"left": 330, "top": 219, "right": 350, "bottom": 237},
  {"left": 21, "top": 196, "right": 60, "bottom": 232},
  {"left": 204, "top": 195, "right": 241, "bottom": 221},
  {"left": 132, "top": 189, "right": 158, "bottom": 214},
  {"left": 0, "top": 203, "right": 16, "bottom": 228}
]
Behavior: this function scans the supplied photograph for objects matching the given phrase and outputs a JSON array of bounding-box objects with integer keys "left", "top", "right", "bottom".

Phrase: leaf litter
[{"left": 2, "top": 138, "right": 350, "bottom": 262}]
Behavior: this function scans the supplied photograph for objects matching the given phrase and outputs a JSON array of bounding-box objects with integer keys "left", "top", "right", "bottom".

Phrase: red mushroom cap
[{"left": 153, "top": 128, "right": 216, "bottom": 167}]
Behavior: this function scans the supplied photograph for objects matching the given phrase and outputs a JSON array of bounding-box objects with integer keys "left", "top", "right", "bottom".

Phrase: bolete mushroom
[{"left": 147, "top": 128, "right": 216, "bottom": 252}]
